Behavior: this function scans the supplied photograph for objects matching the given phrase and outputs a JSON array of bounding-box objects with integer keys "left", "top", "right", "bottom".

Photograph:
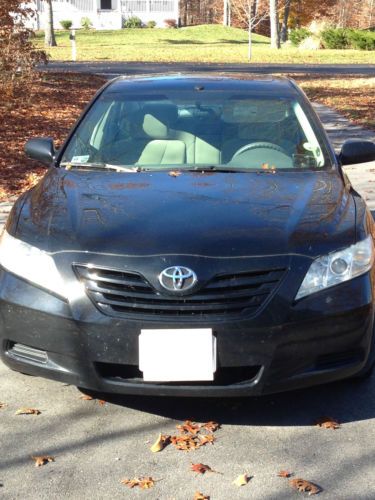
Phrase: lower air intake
[{"left": 8, "top": 342, "right": 48, "bottom": 364}]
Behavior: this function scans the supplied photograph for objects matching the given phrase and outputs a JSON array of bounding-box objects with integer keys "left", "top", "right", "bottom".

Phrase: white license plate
[{"left": 139, "top": 329, "right": 216, "bottom": 382}]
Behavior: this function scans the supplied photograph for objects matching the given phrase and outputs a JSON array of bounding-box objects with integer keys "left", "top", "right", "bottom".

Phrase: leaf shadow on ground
[{"left": 88, "top": 375, "right": 375, "bottom": 427}]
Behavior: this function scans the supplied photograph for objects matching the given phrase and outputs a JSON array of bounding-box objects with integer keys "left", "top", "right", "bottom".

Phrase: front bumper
[{"left": 0, "top": 264, "right": 374, "bottom": 397}]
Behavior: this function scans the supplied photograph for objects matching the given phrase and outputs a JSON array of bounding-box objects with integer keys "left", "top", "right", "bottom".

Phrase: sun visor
[{"left": 222, "top": 100, "right": 289, "bottom": 123}]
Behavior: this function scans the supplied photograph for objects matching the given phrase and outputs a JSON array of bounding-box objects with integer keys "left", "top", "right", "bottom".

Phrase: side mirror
[
  {"left": 25, "top": 138, "right": 55, "bottom": 166},
  {"left": 339, "top": 139, "right": 375, "bottom": 166}
]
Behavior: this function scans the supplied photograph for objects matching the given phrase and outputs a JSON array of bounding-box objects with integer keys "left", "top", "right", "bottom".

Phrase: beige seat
[
  {"left": 137, "top": 103, "right": 221, "bottom": 166},
  {"left": 137, "top": 113, "right": 186, "bottom": 165}
]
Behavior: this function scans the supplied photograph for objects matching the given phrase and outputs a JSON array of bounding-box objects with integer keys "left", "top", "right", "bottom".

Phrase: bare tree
[
  {"left": 231, "top": 0, "right": 270, "bottom": 59},
  {"left": 44, "top": 0, "right": 57, "bottom": 47},
  {"left": 269, "top": 0, "right": 280, "bottom": 48}
]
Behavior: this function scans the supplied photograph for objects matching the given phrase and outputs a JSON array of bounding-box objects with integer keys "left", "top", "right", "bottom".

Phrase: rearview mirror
[
  {"left": 339, "top": 139, "right": 375, "bottom": 166},
  {"left": 25, "top": 138, "right": 55, "bottom": 166}
]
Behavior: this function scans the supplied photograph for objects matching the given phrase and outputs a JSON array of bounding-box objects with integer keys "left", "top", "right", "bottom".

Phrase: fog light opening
[{"left": 8, "top": 342, "right": 48, "bottom": 364}]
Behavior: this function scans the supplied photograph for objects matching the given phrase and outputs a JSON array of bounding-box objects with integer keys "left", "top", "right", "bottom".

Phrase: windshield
[{"left": 60, "top": 91, "right": 331, "bottom": 171}]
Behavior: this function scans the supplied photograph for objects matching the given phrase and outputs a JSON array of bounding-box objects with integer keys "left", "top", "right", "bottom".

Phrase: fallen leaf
[
  {"left": 278, "top": 470, "right": 293, "bottom": 478},
  {"left": 261, "top": 163, "right": 270, "bottom": 169},
  {"left": 169, "top": 170, "right": 182, "bottom": 177},
  {"left": 314, "top": 416, "right": 340, "bottom": 430},
  {"left": 171, "top": 435, "right": 200, "bottom": 451},
  {"left": 97, "top": 400, "right": 106, "bottom": 406},
  {"left": 31, "top": 456, "right": 55, "bottom": 467},
  {"left": 191, "top": 463, "right": 220, "bottom": 475},
  {"left": 193, "top": 492, "right": 210, "bottom": 500},
  {"left": 177, "top": 420, "right": 201, "bottom": 435},
  {"left": 120, "top": 477, "right": 156, "bottom": 489},
  {"left": 233, "top": 473, "right": 250, "bottom": 486},
  {"left": 79, "top": 394, "right": 93, "bottom": 400},
  {"left": 199, "top": 434, "right": 215, "bottom": 446},
  {"left": 150, "top": 433, "right": 170, "bottom": 453},
  {"left": 289, "top": 478, "right": 321, "bottom": 495},
  {"left": 0, "top": 402, "right": 7, "bottom": 409},
  {"left": 15, "top": 408, "right": 41, "bottom": 415},
  {"left": 202, "top": 421, "right": 220, "bottom": 433}
]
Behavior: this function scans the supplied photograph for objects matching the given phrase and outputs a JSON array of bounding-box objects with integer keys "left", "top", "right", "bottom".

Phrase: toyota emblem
[{"left": 159, "top": 266, "right": 197, "bottom": 292}]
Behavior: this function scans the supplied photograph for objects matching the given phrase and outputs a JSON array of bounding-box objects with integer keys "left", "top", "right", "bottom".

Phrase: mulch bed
[{"left": 0, "top": 72, "right": 106, "bottom": 201}]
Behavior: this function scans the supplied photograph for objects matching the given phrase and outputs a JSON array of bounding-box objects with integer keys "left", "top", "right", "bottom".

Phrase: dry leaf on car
[
  {"left": 120, "top": 477, "right": 156, "bottom": 489},
  {"left": 150, "top": 433, "right": 170, "bottom": 453},
  {"left": 15, "top": 408, "right": 41, "bottom": 415},
  {"left": 169, "top": 170, "right": 182, "bottom": 177},
  {"left": 233, "top": 473, "right": 251, "bottom": 486},
  {"left": 278, "top": 470, "right": 293, "bottom": 478},
  {"left": 289, "top": 478, "right": 321, "bottom": 495},
  {"left": 314, "top": 416, "right": 341, "bottom": 429},
  {"left": 97, "top": 400, "right": 106, "bottom": 406},
  {"left": 193, "top": 492, "right": 210, "bottom": 500},
  {"left": 31, "top": 455, "right": 55, "bottom": 467},
  {"left": 191, "top": 463, "right": 220, "bottom": 475},
  {"left": 176, "top": 420, "right": 201, "bottom": 435},
  {"left": 0, "top": 402, "right": 7, "bottom": 409}
]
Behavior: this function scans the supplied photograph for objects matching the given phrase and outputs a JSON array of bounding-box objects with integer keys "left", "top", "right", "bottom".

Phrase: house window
[{"left": 101, "top": 0, "right": 112, "bottom": 9}]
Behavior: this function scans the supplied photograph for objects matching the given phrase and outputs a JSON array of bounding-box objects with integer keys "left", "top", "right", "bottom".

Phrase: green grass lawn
[{"left": 34, "top": 25, "right": 375, "bottom": 64}]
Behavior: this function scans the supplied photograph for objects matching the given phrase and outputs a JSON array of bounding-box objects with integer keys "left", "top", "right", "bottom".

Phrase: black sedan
[{"left": 1, "top": 74, "right": 375, "bottom": 397}]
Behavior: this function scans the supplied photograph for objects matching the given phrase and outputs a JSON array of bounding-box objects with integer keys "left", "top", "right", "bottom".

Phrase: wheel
[{"left": 231, "top": 141, "right": 289, "bottom": 160}]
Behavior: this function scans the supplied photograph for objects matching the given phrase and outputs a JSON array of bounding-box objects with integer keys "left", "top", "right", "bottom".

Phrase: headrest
[
  {"left": 141, "top": 103, "right": 178, "bottom": 139},
  {"left": 143, "top": 114, "right": 169, "bottom": 139},
  {"left": 143, "top": 103, "right": 178, "bottom": 125}
]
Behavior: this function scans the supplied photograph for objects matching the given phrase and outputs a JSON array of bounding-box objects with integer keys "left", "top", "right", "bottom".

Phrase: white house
[{"left": 32, "top": 0, "right": 179, "bottom": 30}]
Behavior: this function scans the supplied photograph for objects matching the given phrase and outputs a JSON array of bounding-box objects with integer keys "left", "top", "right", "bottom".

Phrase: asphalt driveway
[{"left": 1, "top": 366, "right": 375, "bottom": 499}]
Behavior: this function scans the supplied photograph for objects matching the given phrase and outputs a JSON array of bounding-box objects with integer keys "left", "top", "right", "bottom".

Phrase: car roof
[{"left": 104, "top": 73, "right": 300, "bottom": 96}]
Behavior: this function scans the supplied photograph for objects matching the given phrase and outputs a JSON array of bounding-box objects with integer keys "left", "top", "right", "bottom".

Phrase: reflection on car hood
[{"left": 15, "top": 168, "right": 355, "bottom": 258}]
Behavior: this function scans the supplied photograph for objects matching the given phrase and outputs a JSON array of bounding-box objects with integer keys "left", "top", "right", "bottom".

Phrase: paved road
[
  {"left": 41, "top": 61, "right": 375, "bottom": 77},
  {"left": 1, "top": 98, "right": 375, "bottom": 500}
]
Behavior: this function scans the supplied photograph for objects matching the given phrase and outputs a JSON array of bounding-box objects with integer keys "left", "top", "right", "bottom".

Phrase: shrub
[
  {"left": 81, "top": 17, "right": 93, "bottom": 30},
  {"left": 123, "top": 16, "right": 143, "bottom": 28},
  {"left": 0, "top": 0, "right": 47, "bottom": 97},
  {"left": 147, "top": 20, "right": 156, "bottom": 29},
  {"left": 347, "top": 30, "right": 375, "bottom": 50},
  {"left": 164, "top": 18, "right": 177, "bottom": 28},
  {"left": 321, "top": 28, "right": 349, "bottom": 49},
  {"left": 60, "top": 20, "right": 73, "bottom": 30},
  {"left": 289, "top": 28, "right": 312, "bottom": 46}
]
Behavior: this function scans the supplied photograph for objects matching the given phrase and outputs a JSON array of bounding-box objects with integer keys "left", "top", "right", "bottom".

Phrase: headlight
[
  {"left": 296, "top": 236, "right": 374, "bottom": 300},
  {"left": 0, "top": 230, "right": 67, "bottom": 299}
]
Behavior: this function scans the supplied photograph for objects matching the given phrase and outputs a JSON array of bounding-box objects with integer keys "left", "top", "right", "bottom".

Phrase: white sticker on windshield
[{"left": 71, "top": 155, "right": 90, "bottom": 164}]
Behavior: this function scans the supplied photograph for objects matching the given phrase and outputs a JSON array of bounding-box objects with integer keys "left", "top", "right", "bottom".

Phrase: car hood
[{"left": 15, "top": 168, "right": 356, "bottom": 258}]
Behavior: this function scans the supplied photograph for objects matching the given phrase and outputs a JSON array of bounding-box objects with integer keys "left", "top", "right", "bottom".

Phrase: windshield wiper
[
  {"left": 139, "top": 165, "right": 251, "bottom": 173},
  {"left": 61, "top": 162, "right": 140, "bottom": 173}
]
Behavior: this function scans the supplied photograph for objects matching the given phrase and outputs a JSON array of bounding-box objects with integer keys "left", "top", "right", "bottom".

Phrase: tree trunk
[
  {"left": 280, "top": 0, "right": 291, "bottom": 43},
  {"left": 44, "top": 0, "right": 57, "bottom": 47},
  {"left": 269, "top": 0, "right": 280, "bottom": 49},
  {"left": 223, "top": 0, "right": 228, "bottom": 25},
  {"left": 248, "top": 16, "right": 253, "bottom": 61}
]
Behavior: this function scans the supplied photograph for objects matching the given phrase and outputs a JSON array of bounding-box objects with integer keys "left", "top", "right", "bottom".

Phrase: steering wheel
[{"left": 231, "top": 141, "right": 289, "bottom": 160}]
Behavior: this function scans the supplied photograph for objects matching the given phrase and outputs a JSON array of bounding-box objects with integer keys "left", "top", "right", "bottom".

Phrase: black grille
[{"left": 74, "top": 265, "right": 286, "bottom": 319}]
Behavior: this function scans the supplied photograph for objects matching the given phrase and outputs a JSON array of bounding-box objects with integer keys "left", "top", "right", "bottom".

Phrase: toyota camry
[{"left": 1, "top": 74, "right": 375, "bottom": 397}]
